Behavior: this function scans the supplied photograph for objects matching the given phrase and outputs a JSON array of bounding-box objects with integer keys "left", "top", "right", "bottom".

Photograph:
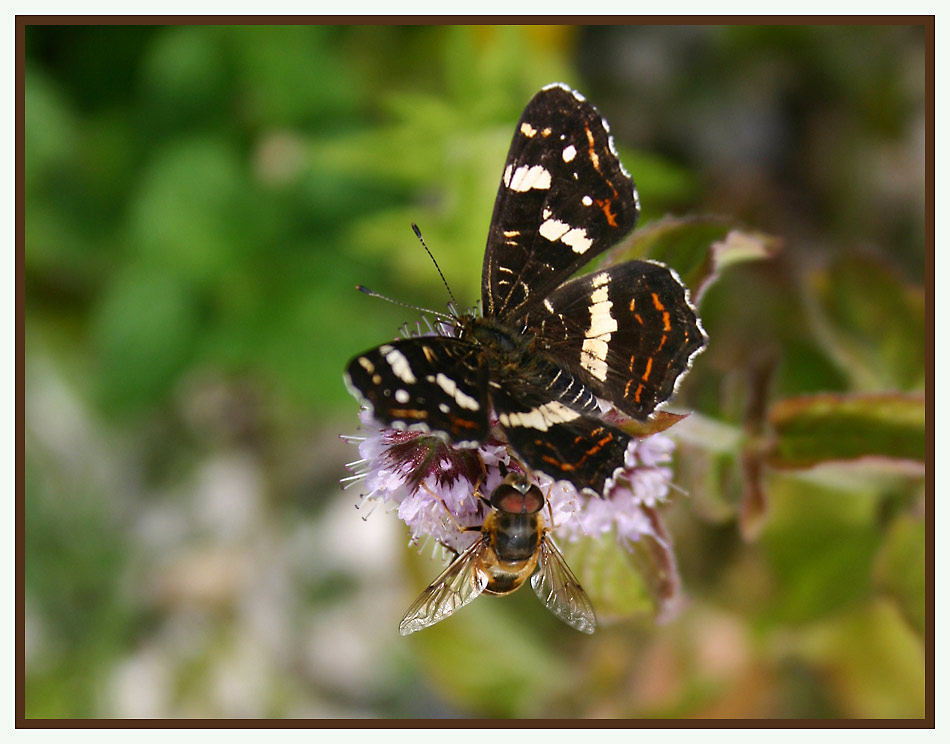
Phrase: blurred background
[{"left": 24, "top": 24, "right": 926, "bottom": 718}]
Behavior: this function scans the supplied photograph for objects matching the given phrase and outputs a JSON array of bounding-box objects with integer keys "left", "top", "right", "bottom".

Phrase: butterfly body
[{"left": 346, "top": 84, "right": 707, "bottom": 496}]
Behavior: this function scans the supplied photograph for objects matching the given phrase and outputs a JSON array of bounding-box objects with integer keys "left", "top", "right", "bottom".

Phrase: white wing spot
[
  {"left": 395, "top": 389, "right": 410, "bottom": 404},
  {"left": 580, "top": 284, "right": 616, "bottom": 382},
  {"left": 498, "top": 401, "right": 581, "bottom": 432},
  {"left": 520, "top": 122, "right": 537, "bottom": 138},
  {"left": 358, "top": 357, "right": 375, "bottom": 373},
  {"left": 503, "top": 163, "right": 513, "bottom": 187},
  {"left": 539, "top": 218, "right": 570, "bottom": 242},
  {"left": 582, "top": 195, "right": 593, "bottom": 206},
  {"left": 538, "top": 219, "right": 593, "bottom": 255},
  {"left": 434, "top": 372, "right": 480, "bottom": 411},
  {"left": 562, "top": 144, "right": 577, "bottom": 162},
  {"left": 384, "top": 347, "right": 416, "bottom": 384},
  {"left": 508, "top": 164, "right": 552, "bottom": 192},
  {"left": 561, "top": 227, "right": 593, "bottom": 255}
]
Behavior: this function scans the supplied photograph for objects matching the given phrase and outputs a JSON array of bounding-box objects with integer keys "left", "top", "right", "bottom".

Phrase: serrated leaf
[
  {"left": 605, "top": 215, "right": 778, "bottom": 301},
  {"left": 767, "top": 392, "right": 925, "bottom": 470}
]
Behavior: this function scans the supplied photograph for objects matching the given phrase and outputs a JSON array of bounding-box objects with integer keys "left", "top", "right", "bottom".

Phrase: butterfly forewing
[
  {"left": 482, "top": 84, "right": 640, "bottom": 320},
  {"left": 399, "top": 538, "right": 491, "bottom": 635},
  {"left": 531, "top": 535, "right": 597, "bottom": 634},
  {"left": 345, "top": 337, "right": 489, "bottom": 444},
  {"left": 523, "top": 260, "right": 707, "bottom": 420}
]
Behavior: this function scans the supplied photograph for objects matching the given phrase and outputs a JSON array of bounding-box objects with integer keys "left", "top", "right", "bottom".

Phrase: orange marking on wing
[
  {"left": 662, "top": 312, "right": 671, "bottom": 331},
  {"left": 634, "top": 383, "right": 644, "bottom": 403},
  {"left": 629, "top": 297, "right": 636, "bottom": 312},
  {"left": 543, "top": 454, "right": 574, "bottom": 472},
  {"left": 651, "top": 292, "right": 666, "bottom": 312},
  {"left": 642, "top": 357, "right": 654, "bottom": 381},
  {"left": 585, "top": 433, "right": 614, "bottom": 457},
  {"left": 624, "top": 379, "right": 633, "bottom": 398},
  {"left": 628, "top": 354, "right": 636, "bottom": 372},
  {"left": 657, "top": 335, "right": 667, "bottom": 351},
  {"left": 422, "top": 345, "right": 436, "bottom": 362},
  {"left": 451, "top": 418, "right": 481, "bottom": 430},
  {"left": 634, "top": 313, "right": 644, "bottom": 325},
  {"left": 391, "top": 408, "right": 428, "bottom": 419},
  {"left": 595, "top": 198, "right": 619, "bottom": 228}
]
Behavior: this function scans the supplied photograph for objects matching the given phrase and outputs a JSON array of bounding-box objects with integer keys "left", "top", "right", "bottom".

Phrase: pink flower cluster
[{"left": 342, "top": 408, "right": 676, "bottom": 554}]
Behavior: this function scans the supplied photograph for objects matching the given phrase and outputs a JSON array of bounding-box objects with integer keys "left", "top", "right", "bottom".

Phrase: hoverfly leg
[
  {"left": 419, "top": 480, "right": 482, "bottom": 537},
  {"left": 544, "top": 481, "right": 557, "bottom": 531}
]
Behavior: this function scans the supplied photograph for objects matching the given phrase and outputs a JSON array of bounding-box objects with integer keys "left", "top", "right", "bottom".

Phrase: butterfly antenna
[
  {"left": 411, "top": 223, "right": 459, "bottom": 312},
  {"left": 355, "top": 285, "right": 454, "bottom": 322}
]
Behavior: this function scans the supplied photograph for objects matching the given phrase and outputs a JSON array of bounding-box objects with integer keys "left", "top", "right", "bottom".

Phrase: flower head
[{"left": 343, "top": 406, "right": 676, "bottom": 554}]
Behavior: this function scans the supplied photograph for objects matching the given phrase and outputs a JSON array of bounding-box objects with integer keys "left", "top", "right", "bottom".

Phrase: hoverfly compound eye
[
  {"left": 490, "top": 484, "right": 520, "bottom": 513},
  {"left": 522, "top": 486, "right": 544, "bottom": 514},
  {"left": 491, "top": 483, "right": 544, "bottom": 514}
]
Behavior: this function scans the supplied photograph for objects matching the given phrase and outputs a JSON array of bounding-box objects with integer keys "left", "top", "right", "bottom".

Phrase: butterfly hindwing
[
  {"left": 490, "top": 383, "right": 633, "bottom": 494},
  {"left": 523, "top": 260, "right": 707, "bottom": 420},
  {"left": 344, "top": 337, "right": 490, "bottom": 444},
  {"left": 481, "top": 84, "right": 640, "bottom": 320}
]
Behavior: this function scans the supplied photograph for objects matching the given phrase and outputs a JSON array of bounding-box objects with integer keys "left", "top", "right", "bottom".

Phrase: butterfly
[{"left": 345, "top": 83, "right": 706, "bottom": 496}]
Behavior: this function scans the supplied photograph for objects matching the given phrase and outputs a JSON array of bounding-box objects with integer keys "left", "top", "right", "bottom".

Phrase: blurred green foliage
[{"left": 24, "top": 24, "right": 926, "bottom": 719}]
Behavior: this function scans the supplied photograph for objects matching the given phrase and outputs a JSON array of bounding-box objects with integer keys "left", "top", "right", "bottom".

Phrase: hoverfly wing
[
  {"left": 530, "top": 535, "right": 597, "bottom": 634},
  {"left": 398, "top": 537, "right": 491, "bottom": 636}
]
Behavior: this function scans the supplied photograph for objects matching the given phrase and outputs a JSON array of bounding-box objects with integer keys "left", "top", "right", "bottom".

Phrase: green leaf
[
  {"left": 807, "top": 253, "right": 925, "bottom": 391},
  {"left": 760, "top": 475, "right": 882, "bottom": 625},
  {"left": 793, "top": 600, "right": 925, "bottom": 718},
  {"left": 560, "top": 535, "right": 654, "bottom": 622},
  {"left": 874, "top": 514, "right": 925, "bottom": 638},
  {"left": 628, "top": 507, "right": 684, "bottom": 622},
  {"left": 605, "top": 215, "right": 779, "bottom": 301},
  {"left": 767, "top": 392, "right": 925, "bottom": 470}
]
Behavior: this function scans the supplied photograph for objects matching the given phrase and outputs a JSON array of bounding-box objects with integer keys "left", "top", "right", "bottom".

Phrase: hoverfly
[{"left": 399, "top": 471, "right": 597, "bottom": 635}]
